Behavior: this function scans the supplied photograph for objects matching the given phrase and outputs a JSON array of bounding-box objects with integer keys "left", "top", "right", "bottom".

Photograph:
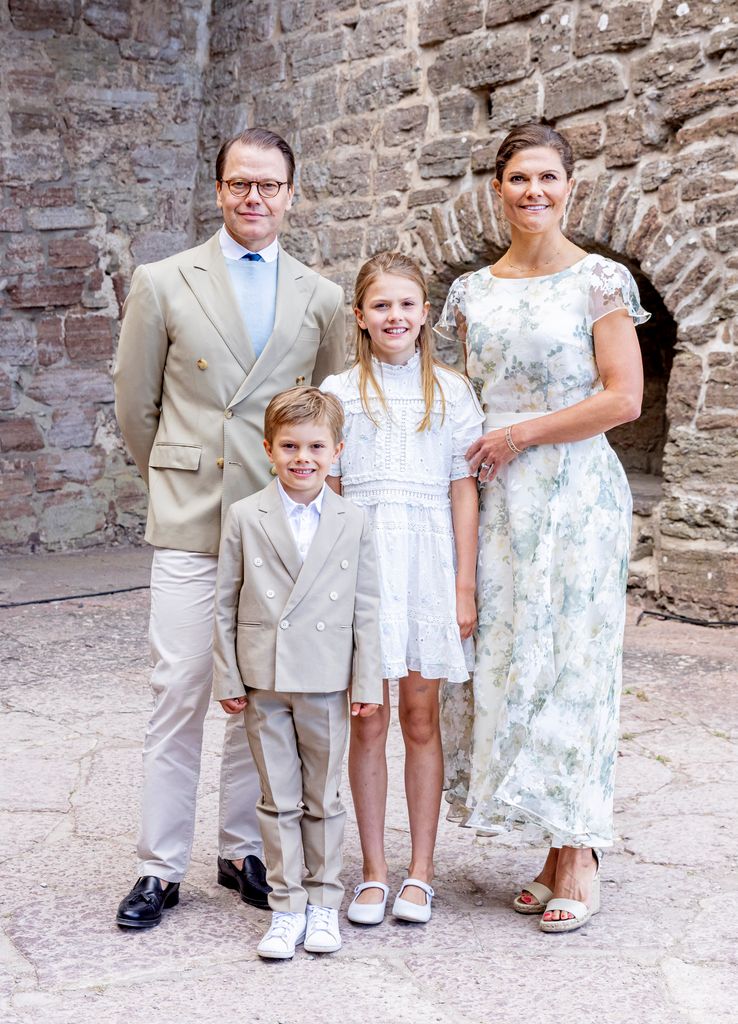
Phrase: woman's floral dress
[{"left": 436, "top": 254, "right": 649, "bottom": 847}]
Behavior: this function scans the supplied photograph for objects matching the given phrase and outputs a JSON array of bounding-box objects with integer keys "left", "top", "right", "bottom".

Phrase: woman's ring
[{"left": 480, "top": 462, "right": 490, "bottom": 469}]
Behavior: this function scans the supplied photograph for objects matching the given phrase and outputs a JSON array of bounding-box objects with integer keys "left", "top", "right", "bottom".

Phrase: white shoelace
[
  {"left": 268, "top": 912, "right": 303, "bottom": 943},
  {"left": 308, "top": 906, "right": 333, "bottom": 931}
]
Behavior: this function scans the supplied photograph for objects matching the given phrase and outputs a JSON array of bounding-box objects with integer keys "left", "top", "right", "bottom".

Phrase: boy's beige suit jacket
[
  {"left": 212, "top": 482, "right": 383, "bottom": 706},
  {"left": 113, "top": 231, "right": 345, "bottom": 555}
]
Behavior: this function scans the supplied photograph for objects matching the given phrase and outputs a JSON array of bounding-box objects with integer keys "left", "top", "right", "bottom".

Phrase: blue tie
[{"left": 241, "top": 252, "right": 263, "bottom": 262}]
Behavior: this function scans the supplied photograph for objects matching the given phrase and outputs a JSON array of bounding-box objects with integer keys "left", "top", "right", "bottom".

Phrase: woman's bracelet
[{"left": 505, "top": 425, "right": 523, "bottom": 455}]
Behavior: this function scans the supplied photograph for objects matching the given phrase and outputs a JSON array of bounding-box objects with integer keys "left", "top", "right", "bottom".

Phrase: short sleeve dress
[
  {"left": 321, "top": 353, "right": 484, "bottom": 683},
  {"left": 436, "top": 254, "right": 649, "bottom": 848}
]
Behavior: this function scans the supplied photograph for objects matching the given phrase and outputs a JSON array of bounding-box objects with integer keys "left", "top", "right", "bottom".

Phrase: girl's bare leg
[
  {"left": 348, "top": 679, "right": 391, "bottom": 905},
  {"left": 398, "top": 671, "right": 442, "bottom": 906}
]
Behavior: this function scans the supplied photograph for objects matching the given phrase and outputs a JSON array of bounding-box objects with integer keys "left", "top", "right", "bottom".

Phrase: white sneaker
[
  {"left": 257, "top": 911, "right": 306, "bottom": 959},
  {"left": 304, "top": 905, "right": 341, "bottom": 953}
]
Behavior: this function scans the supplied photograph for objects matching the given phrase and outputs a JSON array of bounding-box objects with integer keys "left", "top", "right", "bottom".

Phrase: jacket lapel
[
  {"left": 179, "top": 232, "right": 257, "bottom": 373},
  {"left": 258, "top": 481, "right": 302, "bottom": 583},
  {"left": 282, "top": 487, "right": 346, "bottom": 617},
  {"left": 227, "top": 247, "right": 317, "bottom": 409}
]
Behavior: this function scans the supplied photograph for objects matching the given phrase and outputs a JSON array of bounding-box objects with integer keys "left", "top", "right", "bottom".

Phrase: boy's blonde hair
[
  {"left": 353, "top": 251, "right": 463, "bottom": 432},
  {"left": 264, "top": 386, "right": 344, "bottom": 445}
]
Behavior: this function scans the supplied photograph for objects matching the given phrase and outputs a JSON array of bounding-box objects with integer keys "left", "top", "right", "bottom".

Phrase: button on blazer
[
  {"left": 113, "top": 231, "right": 346, "bottom": 554},
  {"left": 213, "top": 482, "right": 383, "bottom": 706}
]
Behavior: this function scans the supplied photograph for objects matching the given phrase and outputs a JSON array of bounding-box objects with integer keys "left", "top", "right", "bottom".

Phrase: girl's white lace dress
[
  {"left": 437, "top": 254, "right": 650, "bottom": 847},
  {"left": 321, "top": 353, "right": 484, "bottom": 683}
]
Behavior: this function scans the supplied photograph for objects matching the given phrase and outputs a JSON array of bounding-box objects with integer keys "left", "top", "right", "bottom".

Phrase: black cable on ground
[
  {"left": 636, "top": 609, "right": 738, "bottom": 629},
  {"left": 0, "top": 584, "right": 151, "bottom": 610}
]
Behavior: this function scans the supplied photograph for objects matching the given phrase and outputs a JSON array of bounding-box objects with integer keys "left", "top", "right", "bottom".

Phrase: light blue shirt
[{"left": 219, "top": 227, "right": 278, "bottom": 360}]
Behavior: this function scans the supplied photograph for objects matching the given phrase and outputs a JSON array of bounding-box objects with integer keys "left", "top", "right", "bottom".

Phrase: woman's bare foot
[
  {"left": 400, "top": 861, "right": 434, "bottom": 906},
  {"left": 542, "top": 847, "right": 598, "bottom": 922},
  {"left": 517, "top": 847, "right": 558, "bottom": 909},
  {"left": 354, "top": 862, "right": 389, "bottom": 905}
]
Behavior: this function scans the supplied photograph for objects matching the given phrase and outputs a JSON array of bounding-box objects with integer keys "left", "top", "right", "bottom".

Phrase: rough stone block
[
  {"left": 408, "top": 186, "right": 448, "bottom": 208},
  {"left": 574, "top": 1, "right": 653, "bottom": 57},
  {"left": 418, "top": 0, "right": 484, "bottom": 46},
  {"left": 665, "top": 351, "right": 703, "bottom": 427},
  {"left": 279, "top": 228, "right": 319, "bottom": 267},
  {"left": 333, "top": 116, "right": 374, "bottom": 147},
  {"left": 544, "top": 57, "right": 626, "bottom": 118},
  {"left": 0, "top": 207, "right": 24, "bottom": 232},
  {"left": 605, "top": 109, "right": 643, "bottom": 167},
  {"left": 10, "top": 110, "right": 58, "bottom": 134},
  {"left": 130, "top": 231, "right": 189, "bottom": 265},
  {"left": 487, "top": 0, "right": 553, "bottom": 28},
  {"left": 289, "top": 73, "right": 341, "bottom": 130},
  {"left": 706, "top": 24, "right": 738, "bottom": 60},
  {"left": 346, "top": 56, "right": 420, "bottom": 114},
  {"left": 82, "top": 0, "right": 132, "bottom": 41},
  {"left": 676, "top": 111, "right": 738, "bottom": 146},
  {"left": 8, "top": 0, "right": 75, "bottom": 33},
  {"left": 640, "top": 158, "right": 676, "bottom": 192},
  {"left": 0, "top": 369, "right": 19, "bottom": 411},
  {"left": 716, "top": 222, "right": 738, "bottom": 253},
  {"left": 694, "top": 191, "right": 738, "bottom": 226},
  {"left": 48, "top": 406, "right": 98, "bottom": 449},
  {"left": 376, "top": 150, "right": 412, "bottom": 192},
  {"left": 292, "top": 30, "right": 347, "bottom": 78},
  {"left": 438, "top": 91, "right": 478, "bottom": 133},
  {"left": 428, "top": 28, "right": 529, "bottom": 94},
  {"left": 470, "top": 142, "right": 497, "bottom": 173},
  {"left": 530, "top": 3, "right": 572, "bottom": 72},
  {"left": 663, "top": 74, "right": 738, "bottom": 125},
  {"left": 47, "top": 237, "right": 98, "bottom": 269},
  {"left": 489, "top": 78, "right": 543, "bottom": 130},
  {"left": 36, "top": 316, "right": 65, "bottom": 367},
  {"left": 0, "top": 320, "right": 36, "bottom": 365},
  {"left": 7, "top": 270, "right": 85, "bottom": 310},
  {"left": 27, "top": 207, "right": 96, "bottom": 231},
  {"left": 681, "top": 173, "right": 735, "bottom": 202},
  {"left": 301, "top": 154, "right": 370, "bottom": 200},
  {"left": 560, "top": 122, "right": 603, "bottom": 161},
  {"left": 317, "top": 224, "right": 365, "bottom": 265},
  {"left": 0, "top": 418, "right": 44, "bottom": 453},
  {"left": 594, "top": 177, "right": 629, "bottom": 246},
  {"left": 64, "top": 315, "right": 115, "bottom": 361},
  {"left": 366, "top": 225, "right": 400, "bottom": 254},
  {"left": 383, "top": 105, "right": 429, "bottom": 148},
  {"left": 352, "top": 5, "right": 407, "bottom": 54},
  {"left": 631, "top": 40, "right": 704, "bottom": 95},
  {"left": 3, "top": 235, "right": 45, "bottom": 274},
  {"left": 419, "top": 136, "right": 472, "bottom": 179},
  {"left": 26, "top": 367, "right": 113, "bottom": 406},
  {"left": 657, "top": 0, "right": 727, "bottom": 36}
]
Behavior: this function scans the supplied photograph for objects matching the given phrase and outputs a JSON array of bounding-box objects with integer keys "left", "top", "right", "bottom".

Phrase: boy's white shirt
[{"left": 276, "top": 479, "right": 325, "bottom": 562}]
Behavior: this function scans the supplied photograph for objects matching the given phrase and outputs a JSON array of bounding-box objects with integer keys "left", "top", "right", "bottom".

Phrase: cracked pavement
[{"left": 1, "top": 548, "right": 737, "bottom": 1024}]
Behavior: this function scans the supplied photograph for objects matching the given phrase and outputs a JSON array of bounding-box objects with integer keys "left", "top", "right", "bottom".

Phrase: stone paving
[{"left": 1, "top": 548, "right": 737, "bottom": 1024}]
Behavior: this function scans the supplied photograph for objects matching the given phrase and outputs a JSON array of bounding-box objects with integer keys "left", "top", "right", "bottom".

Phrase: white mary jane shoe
[
  {"left": 304, "top": 905, "right": 341, "bottom": 953},
  {"left": 257, "top": 910, "right": 306, "bottom": 959},
  {"left": 391, "top": 878, "right": 434, "bottom": 924},
  {"left": 347, "top": 881, "right": 390, "bottom": 926}
]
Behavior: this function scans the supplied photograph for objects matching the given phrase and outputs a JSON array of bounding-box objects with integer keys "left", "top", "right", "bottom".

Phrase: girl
[{"left": 320, "top": 252, "right": 483, "bottom": 924}]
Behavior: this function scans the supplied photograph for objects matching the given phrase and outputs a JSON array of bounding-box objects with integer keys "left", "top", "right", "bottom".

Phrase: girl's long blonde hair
[{"left": 353, "top": 252, "right": 463, "bottom": 432}]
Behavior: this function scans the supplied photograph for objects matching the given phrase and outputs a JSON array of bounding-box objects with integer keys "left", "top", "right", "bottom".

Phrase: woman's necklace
[{"left": 504, "top": 248, "right": 563, "bottom": 274}]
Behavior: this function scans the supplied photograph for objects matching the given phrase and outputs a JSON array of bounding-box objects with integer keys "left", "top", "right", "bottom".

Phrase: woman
[{"left": 437, "top": 123, "right": 648, "bottom": 933}]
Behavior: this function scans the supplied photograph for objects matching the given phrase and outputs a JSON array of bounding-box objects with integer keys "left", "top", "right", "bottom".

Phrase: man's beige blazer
[
  {"left": 113, "top": 231, "right": 345, "bottom": 554},
  {"left": 212, "top": 481, "right": 383, "bottom": 706}
]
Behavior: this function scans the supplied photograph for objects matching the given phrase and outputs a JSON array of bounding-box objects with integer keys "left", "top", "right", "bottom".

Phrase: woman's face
[{"left": 494, "top": 146, "right": 573, "bottom": 234}]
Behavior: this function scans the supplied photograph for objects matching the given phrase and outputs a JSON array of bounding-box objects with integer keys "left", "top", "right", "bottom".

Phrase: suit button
[
  {"left": 280, "top": 620, "right": 289, "bottom": 629},
  {"left": 329, "top": 591, "right": 338, "bottom": 601},
  {"left": 196, "top": 358, "right": 208, "bottom": 370},
  {"left": 266, "top": 589, "right": 275, "bottom": 598},
  {"left": 316, "top": 621, "right": 325, "bottom": 631},
  {"left": 340, "top": 560, "right": 349, "bottom": 569},
  {"left": 253, "top": 557, "right": 263, "bottom": 567},
  {"left": 216, "top": 457, "right": 224, "bottom": 469},
  {"left": 225, "top": 409, "right": 233, "bottom": 419},
  {"left": 482, "top": 402, "right": 489, "bottom": 413}
]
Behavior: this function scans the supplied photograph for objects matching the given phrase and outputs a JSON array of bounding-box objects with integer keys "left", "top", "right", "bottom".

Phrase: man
[{"left": 113, "top": 127, "right": 345, "bottom": 929}]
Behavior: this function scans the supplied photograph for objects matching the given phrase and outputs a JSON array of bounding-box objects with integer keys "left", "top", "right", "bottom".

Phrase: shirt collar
[
  {"left": 277, "top": 479, "right": 326, "bottom": 517},
  {"left": 219, "top": 225, "right": 279, "bottom": 263}
]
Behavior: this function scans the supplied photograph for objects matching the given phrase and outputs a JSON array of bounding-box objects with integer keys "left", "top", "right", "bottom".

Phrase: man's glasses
[{"left": 218, "top": 178, "right": 288, "bottom": 199}]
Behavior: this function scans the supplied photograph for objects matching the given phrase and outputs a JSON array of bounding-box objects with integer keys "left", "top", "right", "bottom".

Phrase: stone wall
[
  {"left": 1, "top": 0, "right": 737, "bottom": 618},
  {"left": 0, "top": 0, "right": 208, "bottom": 549}
]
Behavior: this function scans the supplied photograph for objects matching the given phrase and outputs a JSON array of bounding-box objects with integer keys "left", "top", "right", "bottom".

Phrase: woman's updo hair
[{"left": 495, "top": 123, "right": 574, "bottom": 182}]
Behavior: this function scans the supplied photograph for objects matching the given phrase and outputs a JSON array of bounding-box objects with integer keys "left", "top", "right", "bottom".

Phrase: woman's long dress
[{"left": 437, "top": 254, "right": 649, "bottom": 848}]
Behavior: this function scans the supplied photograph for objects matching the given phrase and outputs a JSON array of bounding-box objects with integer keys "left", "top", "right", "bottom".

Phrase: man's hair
[
  {"left": 264, "top": 387, "right": 344, "bottom": 446},
  {"left": 215, "top": 127, "right": 296, "bottom": 186}
]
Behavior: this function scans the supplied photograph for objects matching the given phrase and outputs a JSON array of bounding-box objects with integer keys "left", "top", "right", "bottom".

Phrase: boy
[{"left": 213, "top": 387, "right": 382, "bottom": 959}]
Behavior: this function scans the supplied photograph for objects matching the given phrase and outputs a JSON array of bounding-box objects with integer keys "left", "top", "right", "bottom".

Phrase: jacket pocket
[{"left": 149, "top": 443, "right": 202, "bottom": 471}]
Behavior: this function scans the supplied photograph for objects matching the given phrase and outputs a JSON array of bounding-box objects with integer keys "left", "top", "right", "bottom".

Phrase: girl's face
[
  {"left": 493, "top": 146, "right": 572, "bottom": 234},
  {"left": 355, "top": 273, "right": 430, "bottom": 365}
]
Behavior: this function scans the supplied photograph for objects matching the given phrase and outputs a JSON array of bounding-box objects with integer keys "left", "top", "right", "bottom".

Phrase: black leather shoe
[
  {"left": 116, "top": 876, "right": 180, "bottom": 929},
  {"left": 217, "top": 855, "right": 271, "bottom": 910}
]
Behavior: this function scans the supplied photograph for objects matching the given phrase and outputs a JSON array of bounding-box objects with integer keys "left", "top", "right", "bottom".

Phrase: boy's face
[{"left": 264, "top": 419, "right": 343, "bottom": 505}]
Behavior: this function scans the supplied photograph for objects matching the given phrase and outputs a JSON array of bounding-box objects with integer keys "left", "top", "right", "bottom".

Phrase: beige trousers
[
  {"left": 245, "top": 689, "right": 348, "bottom": 912},
  {"left": 138, "top": 548, "right": 262, "bottom": 882}
]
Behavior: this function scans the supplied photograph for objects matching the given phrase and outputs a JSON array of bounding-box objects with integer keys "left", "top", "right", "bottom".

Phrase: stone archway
[{"left": 413, "top": 175, "right": 733, "bottom": 613}]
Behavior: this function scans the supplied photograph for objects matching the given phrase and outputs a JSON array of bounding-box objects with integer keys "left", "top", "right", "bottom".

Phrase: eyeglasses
[{"left": 218, "top": 178, "right": 288, "bottom": 199}]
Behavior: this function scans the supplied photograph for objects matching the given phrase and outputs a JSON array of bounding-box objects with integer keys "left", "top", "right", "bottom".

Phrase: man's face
[{"left": 216, "top": 142, "right": 293, "bottom": 251}]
